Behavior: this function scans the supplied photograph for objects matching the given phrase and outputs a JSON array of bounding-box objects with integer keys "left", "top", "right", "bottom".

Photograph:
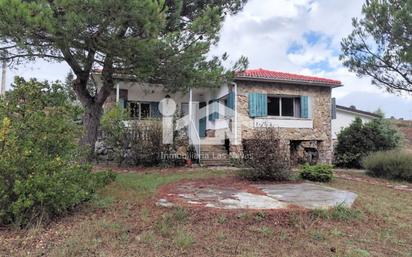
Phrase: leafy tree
[
  {"left": 0, "top": 0, "right": 248, "bottom": 156},
  {"left": 340, "top": 0, "right": 411, "bottom": 93},
  {"left": 0, "top": 77, "right": 115, "bottom": 227},
  {"left": 334, "top": 116, "right": 402, "bottom": 168}
]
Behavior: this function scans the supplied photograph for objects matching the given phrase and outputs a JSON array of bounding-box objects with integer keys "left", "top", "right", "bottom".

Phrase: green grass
[{"left": 114, "top": 169, "right": 228, "bottom": 197}]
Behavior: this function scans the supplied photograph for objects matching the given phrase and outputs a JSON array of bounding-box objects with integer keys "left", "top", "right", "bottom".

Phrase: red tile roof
[{"left": 236, "top": 68, "right": 342, "bottom": 86}]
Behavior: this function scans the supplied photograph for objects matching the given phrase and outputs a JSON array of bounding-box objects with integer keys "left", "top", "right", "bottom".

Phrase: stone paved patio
[{"left": 158, "top": 182, "right": 357, "bottom": 210}]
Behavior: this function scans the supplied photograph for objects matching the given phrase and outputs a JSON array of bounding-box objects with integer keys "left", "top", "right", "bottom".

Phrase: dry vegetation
[
  {"left": 391, "top": 119, "right": 412, "bottom": 150},
  {"left": 1, "top": 168, "right": 411, "bottom": 257}
]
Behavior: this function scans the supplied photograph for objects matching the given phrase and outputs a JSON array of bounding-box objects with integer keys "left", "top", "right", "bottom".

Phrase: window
[
  {"left": 141, "top": 103, "right": 150, "bottom": 119},
  {"left": 129, "top": 102, "right": 140, "bottom": 119},
  {"left": 282, "top": 98, "right": 294, "bottom": 117},
  {"left": 268, "top": 97, "right": 280, "bottom": 116},
  {"left": 267, "top": 96, "right": 301, "bottom": 117},
  {"left": 128, "top": 102, "right": 159, "bottom": 120}
]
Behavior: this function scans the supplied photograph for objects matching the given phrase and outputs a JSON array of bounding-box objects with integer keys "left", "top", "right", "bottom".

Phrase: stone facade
[{"left": 232, "top": 80, "right": 333, "bottom": 164}]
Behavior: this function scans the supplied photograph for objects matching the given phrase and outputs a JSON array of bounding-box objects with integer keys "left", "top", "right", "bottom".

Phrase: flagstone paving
[{"left": 158, "top": 182, "right": 357, "bottom": 210}]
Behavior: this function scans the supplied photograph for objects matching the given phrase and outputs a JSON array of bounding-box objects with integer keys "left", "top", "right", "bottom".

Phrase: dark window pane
[
  {"left": 130, "top": 102, "right": 140, "bottom": 119},
  {"left": 268, "top": 97, "right": 280, "bottom": 116},
  {"left": 141, "top": 103, "right": 150, "bottom": 119},
  {"left": 281, "top": 98, "right": 294, "bottom": 117}
]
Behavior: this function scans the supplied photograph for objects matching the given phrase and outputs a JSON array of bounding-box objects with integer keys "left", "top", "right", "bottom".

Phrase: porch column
[
  {"left": 189, "top": 88, "right": 193, "bottom": 121},
  {"left": 115, "top": 82, "right": 120, "bottom": 103},
  {"left": 233, "top": 82, "right": 239, "bottom": 145}
]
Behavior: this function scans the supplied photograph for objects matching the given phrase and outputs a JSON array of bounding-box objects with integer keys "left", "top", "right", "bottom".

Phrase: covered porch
[{"left": 111, "top": 81, "right": 238, "bottom": 157}]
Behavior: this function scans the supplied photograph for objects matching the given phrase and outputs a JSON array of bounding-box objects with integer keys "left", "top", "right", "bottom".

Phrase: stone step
[{"left": 201, "top": 160, "right": 231, "bottom": 167}]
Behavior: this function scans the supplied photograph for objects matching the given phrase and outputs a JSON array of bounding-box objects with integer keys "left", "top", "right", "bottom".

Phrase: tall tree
[
  {"left": 340, "top": 0, "right": 411, "bottom": 93},
  {"left": 0, "top": 0, "right": 248, "bottom": 155}
]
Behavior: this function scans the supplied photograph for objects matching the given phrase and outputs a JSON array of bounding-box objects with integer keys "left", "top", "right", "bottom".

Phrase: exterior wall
[
  {"left": 332, "top": 109, "right": 375, "bottom": 140},
  {"left": 234, "top": 80, "right": 333, "bottom": 164}
]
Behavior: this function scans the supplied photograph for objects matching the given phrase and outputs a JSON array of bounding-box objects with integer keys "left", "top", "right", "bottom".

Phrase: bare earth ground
[{"left": 1, "top": 168, "right": 411, "bottom": 257}]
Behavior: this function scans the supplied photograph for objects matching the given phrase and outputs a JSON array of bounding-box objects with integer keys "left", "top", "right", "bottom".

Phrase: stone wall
[{"left": 232, "top": 80, "right": 333, "bottom": 164}]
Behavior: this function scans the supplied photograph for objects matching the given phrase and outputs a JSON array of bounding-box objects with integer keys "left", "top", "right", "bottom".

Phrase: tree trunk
[
  {"left": 72, "top": 65, "right": 114, "bottom": 161},
  {"left": 80, "top": 102, "right": 104, "bottom": 159}
]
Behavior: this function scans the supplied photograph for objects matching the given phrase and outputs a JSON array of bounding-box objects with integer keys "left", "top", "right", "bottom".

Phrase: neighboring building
[
  {"left": 332, "top": 105, "right": 380, "bottom": 140},
  {"left": 98, "top": 68, "right": 343, "bottom": 165}
]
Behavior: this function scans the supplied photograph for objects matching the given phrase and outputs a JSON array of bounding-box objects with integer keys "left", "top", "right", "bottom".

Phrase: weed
[
  {"left": 139, "top": 231, "right": 156, "bottom": 244},
  {"left": 310, "top": 230, "right": 326, "bottom": 241},
  {"left": 330, "top": 203, "right": 362, "bottom": 221},
  {"left": 217, "top": 214, "right": 227, "bottom": 224},
  {"left": 254, "top": 212, "right": 266, "bottom": 222},
  {"left": 155, "top": 214, "right": 175, "bottom": 237},
  {"left": 256, "top": 226, "right": 274, "bottom": 237},
  {"left": 172, "top": 207, "right": 189, "bottom": 223},
  {"left": 174, "top": 228, "right": 195, "bottom": 249},
  {"left": 310, "top": 208, "right": 329, "bottom": 220},
  {"left": 279, "top": 230, "right": 288, "bottom": 241},
  {"left": 347, "top": 248, "right": 370, "bottom": 257},
  {"left": 216, "top": 231, "right": 227, "bottom": 241},
  {"left": 140, "top": 208, "right": 150, "bottom": 223},
  {"left": 330, "top": 228, "right": 345, "bottom": 237}
]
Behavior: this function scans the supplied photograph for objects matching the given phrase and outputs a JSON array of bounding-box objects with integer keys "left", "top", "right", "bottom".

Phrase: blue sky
[{"left": 4, "top": 0, "right": 412, "bottom": 119}]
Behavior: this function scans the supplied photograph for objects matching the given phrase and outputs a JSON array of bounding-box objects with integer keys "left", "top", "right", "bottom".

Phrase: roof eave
[
  {"left": 235, "top": 76, "right": 343, "bottom": 88},
  {"left": 336, "top": 105, "right": 380, "bottom": 118}
]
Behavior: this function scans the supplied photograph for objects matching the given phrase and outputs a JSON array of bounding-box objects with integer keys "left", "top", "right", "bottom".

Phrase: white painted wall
[
  {"left": 332, "top": 109, "right": 376, "bottom": 139},
  {"left": 254, "top": 118, "right": 313, "bottom": 129}
]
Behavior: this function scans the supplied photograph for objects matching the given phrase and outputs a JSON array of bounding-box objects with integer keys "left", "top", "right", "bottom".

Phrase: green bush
[
  {"left": 100, "top": 107, "right": 188, "bottom": 167},
  {"left": 363, "top": 150, "right": 412, "bottom": 182},
  {"left": 241, "top": 129, "right": 291, "bottom": 181},
  {"left": 0, "top": 78, "right": 116, "bottom": 227},
  {"left": 334, "top": 116, "right": 402, "bottom": 168},
  {"left": 299, "top": 164, "right": 334, "bottom": 182}
]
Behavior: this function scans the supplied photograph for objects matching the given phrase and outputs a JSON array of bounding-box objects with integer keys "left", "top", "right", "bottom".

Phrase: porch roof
[{"left": 236, "top": 69, "right": 343, "bottom": 88}]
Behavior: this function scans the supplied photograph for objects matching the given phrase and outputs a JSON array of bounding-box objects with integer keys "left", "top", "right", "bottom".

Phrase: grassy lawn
[{"left": 1, "top": 168, "right": 411, "bottom": 257}]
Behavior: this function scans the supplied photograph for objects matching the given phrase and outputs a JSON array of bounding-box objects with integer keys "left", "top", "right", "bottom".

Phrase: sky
[{"left": 4, "top": 0, "right": 412, "bottom": 119}]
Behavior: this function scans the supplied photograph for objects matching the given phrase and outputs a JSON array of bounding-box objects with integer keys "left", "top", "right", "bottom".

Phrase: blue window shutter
[
  {"left": 118, "top": 98, "right": 126, "bottom": 109},
  {"left": 249, "top": 93, "right": 267, "bottom": 117},
  {"left": 301, "top": 96, "right": 309, "bottom": 118},
  {"left": 248, "top": 93, "right": 257, "bottom": 117},
  {"left": 150, "top": 102, "right": 161, "bottom": 118},
  {"left": 260, "top": 93, "right": 268, "bottom": 117},
  {"left": 227, "top": 92, "right": 235, "bottom": 110}
]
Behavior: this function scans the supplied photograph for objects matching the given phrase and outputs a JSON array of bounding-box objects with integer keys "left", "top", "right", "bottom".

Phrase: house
[
  {"left": 332, "top": 105, "right": 380, "bottom": 140},
  {"left": 98, "top": 68, "right": 343, "bottom": 166}
]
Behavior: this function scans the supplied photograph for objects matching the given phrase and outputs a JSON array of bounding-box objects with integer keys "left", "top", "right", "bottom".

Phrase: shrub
[
  {"left": 100, "top": 107, "right": 188, "bottom": 167},
  {"left": 241, "top": 128, "right": 291, "bottom": 181},
  {"left": 300, "top": 164, "right": 334, "bottom": 182},
  {"left": 334, "top": 116, "right": 402, "bottom": 168},
  {"left": 0, "top": 78, "right": 115, "bottom": 227},
  {"left": 362, "top": 150, "right": 412, "bottom": 182}
]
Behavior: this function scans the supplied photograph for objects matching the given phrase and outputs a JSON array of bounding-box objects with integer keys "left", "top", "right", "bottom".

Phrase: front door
[{"left": 199, "top": 102, "right": 207, "bottom": 138}]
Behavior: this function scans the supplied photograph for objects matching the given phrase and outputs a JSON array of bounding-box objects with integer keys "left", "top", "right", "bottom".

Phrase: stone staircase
[
  {"left": 200, "top": 144, "right": 231, "bottom": 167},
  {"left": 198, "top": 128, "right": 232, "bottom": 167}
]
